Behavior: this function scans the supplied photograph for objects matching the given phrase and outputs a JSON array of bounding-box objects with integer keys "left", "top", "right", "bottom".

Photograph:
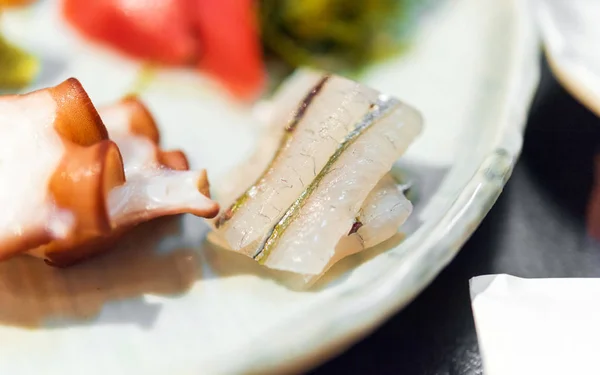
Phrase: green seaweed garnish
[{"left": 259, "top": 0, "right": 417, "bottom": 80}]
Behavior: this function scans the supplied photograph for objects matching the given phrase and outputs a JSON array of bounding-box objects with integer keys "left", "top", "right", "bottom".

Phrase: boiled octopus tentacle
[{"left": 0, "top": 78, "right": 218, "bottom": 266}]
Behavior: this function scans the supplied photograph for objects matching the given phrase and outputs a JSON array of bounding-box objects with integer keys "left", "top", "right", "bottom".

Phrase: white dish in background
[
  {"left": 533, "top": 0, "right": 600, "bottom": 117},
  {"left": 0, "top": 0, "right": 539, "bottom": 374}
]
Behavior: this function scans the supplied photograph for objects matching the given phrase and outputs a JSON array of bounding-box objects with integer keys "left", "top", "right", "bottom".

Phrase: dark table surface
[{"left": 310, "top": 58, "right": 600, "bottom": 375}]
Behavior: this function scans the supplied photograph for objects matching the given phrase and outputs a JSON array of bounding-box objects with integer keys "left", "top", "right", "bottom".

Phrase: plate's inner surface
[{"left": 0, "top": 0, "right": 531, "bottom": 373}]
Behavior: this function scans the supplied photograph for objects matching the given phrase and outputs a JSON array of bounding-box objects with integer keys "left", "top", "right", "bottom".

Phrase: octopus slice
[{"left": 0, "top": 78, "right": 218, "bottom": 265}]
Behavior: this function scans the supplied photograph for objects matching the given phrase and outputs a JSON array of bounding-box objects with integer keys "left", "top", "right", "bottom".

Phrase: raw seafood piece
[
  {"left": 210, "top": 70, "right": 422, "bottom": 276},
  {"left": 209, "top": 143, "right": 412, "bottom": 283},
  {"left": 256, "top": 95, "right": 421, "bottom": 275},
  {"left": 211, "top": 71, "right": 412, "bottom": 253},
  {"left": 0, "top": 78, "right": 218, "bottom": 265},
  {"left": 192, "top": 0, "right": 266, "bottom": 99},
  {"left": 351, "top": 174, "right": 413, "bottom": 250},
  {"left": 214, "top": 71, "right": 382, "bottom": 255},
  {"left": 0, "top": 78, "right": 115, "bottom": 261},
  {"left": 212, "top": 70, "right": 325, "bottom": 206},
  {"left": 208, "top": 173, "right": 413, "bottom": 286},
  {"left": 62, "top": 0, "right": 196, "bottom": 65},
  {"left": 97, "top": 97, "right": 213, "bottom": 230}
]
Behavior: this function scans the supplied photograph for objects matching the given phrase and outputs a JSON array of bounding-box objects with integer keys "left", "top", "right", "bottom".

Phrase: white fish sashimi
[
  {"left": 215, "top": 73, "right": 381, "bottom": 254},
  {"left": 259, "top": 96, "right": 421, "bottom": 275},
  {"left": 209, "top": 174, "right": 412, "bottom": 267},
  {"left": 208, "top": 172, "right": 413, "bottom": 286},
  {"left": 213, "top": 70, "right": 324, "bottom": 207},
  {"left": 209, "top": 173, "right": 411, "bottom": 250},
  {"left": 208, "top": 70, "right": 423, "bottom": 280}
]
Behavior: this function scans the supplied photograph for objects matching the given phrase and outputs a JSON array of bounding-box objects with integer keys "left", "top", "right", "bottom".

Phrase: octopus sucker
[{"left": 0, "top": 78, "right": 218, "bottom": 266}]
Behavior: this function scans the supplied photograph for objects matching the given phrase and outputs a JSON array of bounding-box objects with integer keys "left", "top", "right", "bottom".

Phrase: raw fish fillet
[
  {"left": 259, "top": 95, "right": 421, "bottom": 274},
  {"left": 213, "top": 70, "right": 324, "bottom": 206},
  {"left": 215, "top": 72, "right": 381, "bottom": 254},
  {"left": 210, "top": 70, "right": 422, "bottom": 277}
]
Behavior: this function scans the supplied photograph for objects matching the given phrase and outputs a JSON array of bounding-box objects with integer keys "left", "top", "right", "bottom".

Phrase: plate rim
[{"left": 216, "top": 0, "right": 541, "bottom": 373}]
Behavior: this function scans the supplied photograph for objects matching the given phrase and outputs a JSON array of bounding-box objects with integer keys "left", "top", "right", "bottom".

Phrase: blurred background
[{"left": 0, "top": 0, "right": 432, "bottom": 99}]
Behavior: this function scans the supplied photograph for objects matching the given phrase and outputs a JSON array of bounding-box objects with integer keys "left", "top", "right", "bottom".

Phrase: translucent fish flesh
[
  {"left": 353, "top": 174, "right": 413, "bottom": 250},
  {"left": 215, "top": 72, "right": 382, "bottom": 253},
  {"left": 210, "top": 70, "right": 422, "bottom": 277},
  {"left": 214, "top": 70, "right": 325, "bottom": 206}
]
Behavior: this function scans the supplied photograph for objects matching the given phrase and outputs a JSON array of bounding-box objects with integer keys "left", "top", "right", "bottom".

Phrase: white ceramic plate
[{"left": 0, "top": 0, "right": 540, "bottom": 374}]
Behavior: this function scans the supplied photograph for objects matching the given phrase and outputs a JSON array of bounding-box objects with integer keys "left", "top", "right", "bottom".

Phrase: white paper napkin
[{"left": 470, "top": 274, "right": 600, "bottom": 375}]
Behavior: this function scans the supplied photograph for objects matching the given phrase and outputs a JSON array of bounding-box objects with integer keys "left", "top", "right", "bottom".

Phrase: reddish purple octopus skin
[{"left": 0, "top": 78, "right": 218, "bottom": 266}]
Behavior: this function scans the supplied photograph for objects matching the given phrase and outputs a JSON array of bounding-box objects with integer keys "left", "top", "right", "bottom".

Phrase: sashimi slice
[
  {"left": 258, "top": 95, "right": 422, "bottom": 275},
  {"left": 212, "top": 70, "right": 324, "bottom": 207},
  {"left": 209, "top": 173, "right": 414, "bottom": 286},
  {"left": 214, "top": 72, "right": 381, "bottom": 255}
]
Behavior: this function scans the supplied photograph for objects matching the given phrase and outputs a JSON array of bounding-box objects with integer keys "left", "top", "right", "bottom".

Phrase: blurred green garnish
[
  {"left": 259, "top": 0, "right": 415, "bottom": 81},
  {"left": 0, "top": 33, "right": 39, "bottom": 90}
]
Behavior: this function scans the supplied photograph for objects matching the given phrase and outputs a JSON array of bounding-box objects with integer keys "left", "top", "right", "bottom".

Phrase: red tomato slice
[
  {"left": 190, "top": 0, "right": 266, "bottom": 100},
  {"left": 62, "top": 0, "right": 197, "bottom": 65}
]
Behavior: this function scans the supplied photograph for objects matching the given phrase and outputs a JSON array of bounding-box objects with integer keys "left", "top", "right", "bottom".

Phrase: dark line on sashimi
[
  {"left": 286, "top": 75, "right": 330, "bottom": 132},
  {"left": 215, "top": 75, "right": 331, "bottom": 229}
]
